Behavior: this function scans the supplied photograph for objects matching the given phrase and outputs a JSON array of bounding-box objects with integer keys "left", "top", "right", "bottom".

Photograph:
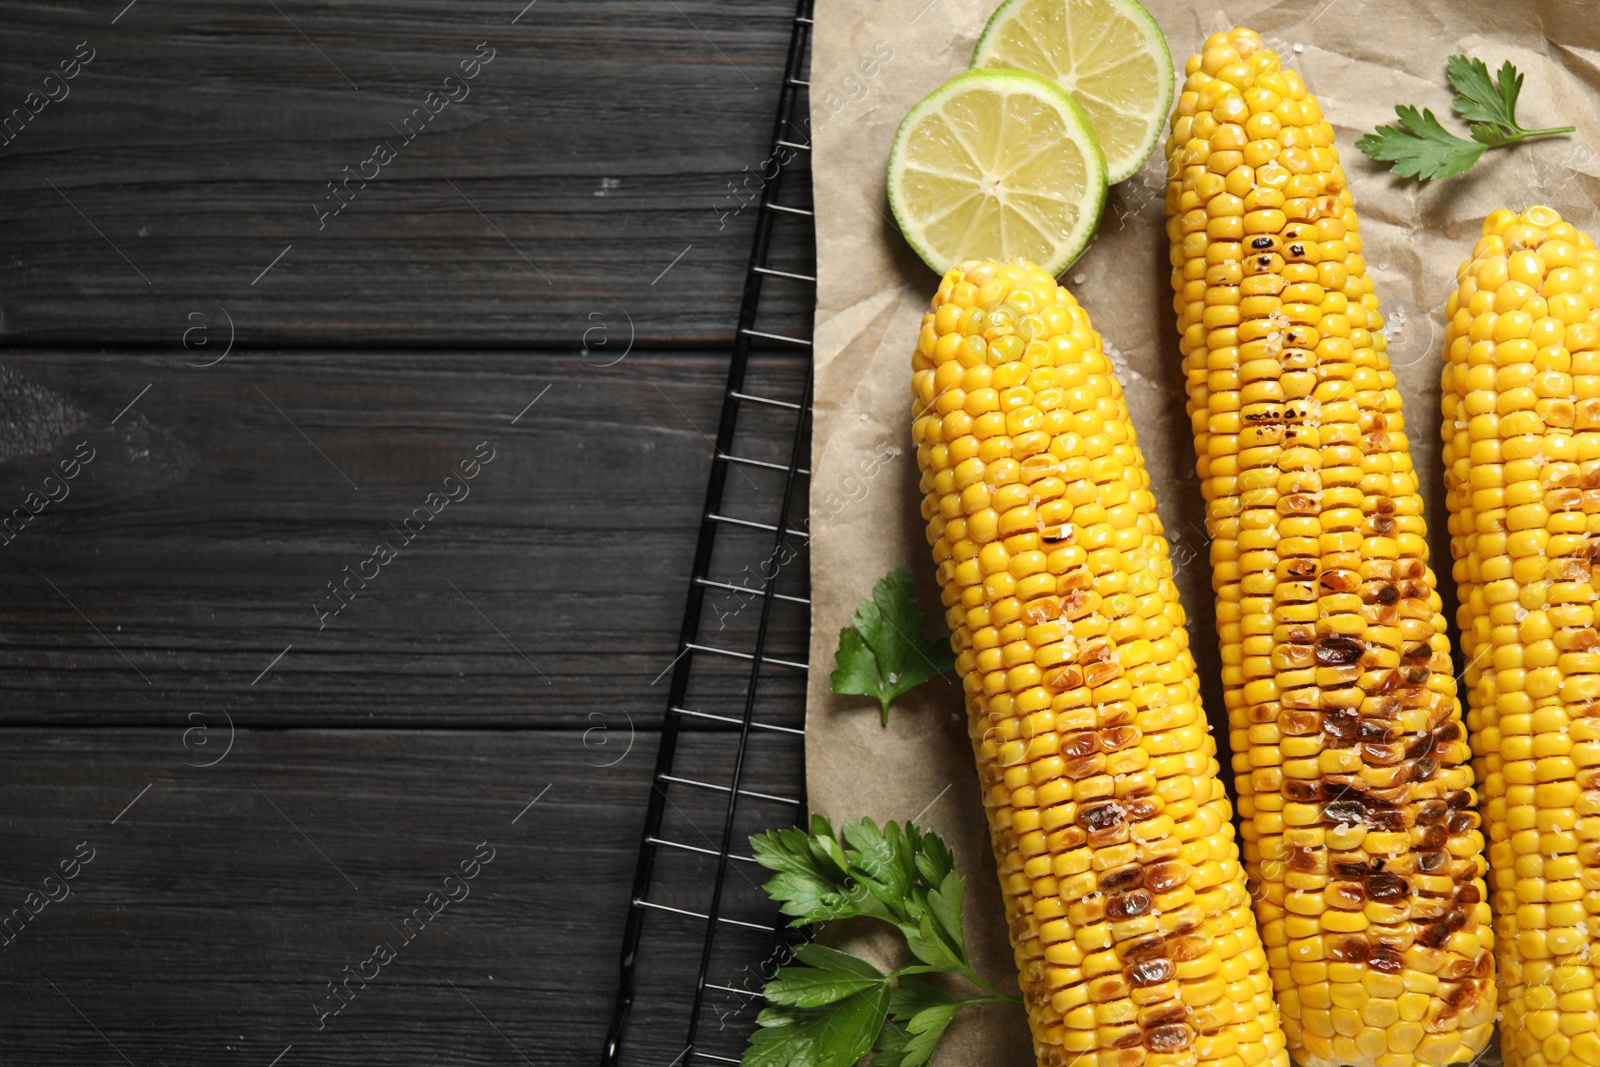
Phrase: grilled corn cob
[
  {"left": 1441, "top": 204, "right": 1600, "bottom": 1067},
  {"left": 912, "top": 259, "right": 1289, "bottom": 1067},
  {"left": 1163, "top": 28, "right": 1494, "bottom": 1067}
]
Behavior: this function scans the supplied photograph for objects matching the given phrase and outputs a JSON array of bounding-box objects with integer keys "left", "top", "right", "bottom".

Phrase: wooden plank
[
  {"left": 0, "top": 0, "right": 815, "bottom": 347},
  {"left": 0, "top": 348, "right": 809, "bottom": 727},
  {"left": 0, "top": 726, "right": 805, "bottom": 1066}
]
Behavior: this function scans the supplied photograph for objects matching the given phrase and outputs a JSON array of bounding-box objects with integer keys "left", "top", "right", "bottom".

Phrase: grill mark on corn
[
  {"left": 1441, "top": 204, "right": 1600, "bottom": 1067},
  {"left": 912, "top": 259, "right": 1290, "bottom": 1067},
  {"left": 1165, "top": 27, "right": 1493, "bottom": 1067}
]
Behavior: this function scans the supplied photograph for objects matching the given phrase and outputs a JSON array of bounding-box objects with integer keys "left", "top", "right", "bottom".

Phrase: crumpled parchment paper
[{"left": 805, "top": 1, "right": 1600, "bottom": 1061}]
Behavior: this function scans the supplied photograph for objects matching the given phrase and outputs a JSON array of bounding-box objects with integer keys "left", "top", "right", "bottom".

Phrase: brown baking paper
[{"left": 805, "top": 1, "right": 1600, "bottom": 1062}]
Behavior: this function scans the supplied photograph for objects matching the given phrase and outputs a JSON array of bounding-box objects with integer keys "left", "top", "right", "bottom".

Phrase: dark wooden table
[{"left": 1, "top": 3, "right": 809, "bottom": 1062}]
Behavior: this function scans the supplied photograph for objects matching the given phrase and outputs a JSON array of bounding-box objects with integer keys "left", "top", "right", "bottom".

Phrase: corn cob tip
[
  {"left": 1481, "top": 204, "right": 1567, "bottom": 240},
  {"left": 1191, "top": 27, "right": 1265, "bottom": 67},
  {"left": 932, "top": 259, "right": 1069, "bottom": 307}
]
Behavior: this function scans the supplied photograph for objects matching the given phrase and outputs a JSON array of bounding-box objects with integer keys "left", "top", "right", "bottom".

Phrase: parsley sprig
[
  {"left": 830, "top": 567, "right": 956, "bottom": 724},
  {"left": 1356, "top": 55, "right": 1575, "bottom": 181},
  {"left": 743, "top": 815, "right": 1019, "bottom": 1067}
]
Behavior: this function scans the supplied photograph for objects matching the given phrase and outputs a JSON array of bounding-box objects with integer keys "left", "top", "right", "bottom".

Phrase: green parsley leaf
[
  {"left": 900, "top": 872, "right": 968, "bottom": 975},
  {"left": 886, "top": 975, "right": 964, "bottom": 1019},
  {"left": 750, "top": 822, "right": 861, "bottom": 926},
  {"left": 829, "top": 626, "right": 885, "bottom": 706},
  {"left": 903, "top": 908, "right": 964, "bottom": 974},
  {"left": 924, "top": 871, "right": 967, "bottom": 965},
  {"left": 1447, "top": 55, "right": 1520, "bottom": 131},
  {"left": 743, "top": 985, "right": 891, "bottom": 1067},
  {"left": 875, "top": 979, "right": 970, "bottom": 1067},
  {"left": 763, "top": 944, "right": 889, "bottom": 1008},
  {"left": 842, "top": 818, "right": 916, "bottom": 924},
  {"left": 742, "top": 819, "right": 1021, "bottom": 1067},
  {"left": 809, "top": 813, "right": 851, "bottom": 873},
  {"left": 1354, "top": 106, "right": 1485, "bottom": 181},
  {"left": 909, "top": 825, "right": 956, "bottom": 890},
  {"left": 873, "top": 1000, "right": 966, "bottom": 1067},
  {"left": 830, "top": 566, "right": 957, "bottom": 724},
  {"left": 1358, "top": 55, "right": 1574, "bottom": 182}
]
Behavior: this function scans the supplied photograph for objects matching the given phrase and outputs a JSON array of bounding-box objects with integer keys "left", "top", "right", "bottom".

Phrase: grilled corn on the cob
[
  {"left": 912, "top": 260, "right": 1289, "bottom": 1067},
  {"left": 1442, "top": 204, "right": 1600, "bottom": 1067},
  {"left": 1163, "top": 28, "right": 1494, "bottom": 1067}
]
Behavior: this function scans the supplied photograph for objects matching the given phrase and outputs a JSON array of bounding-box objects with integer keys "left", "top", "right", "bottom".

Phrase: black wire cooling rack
[{"left": 604, "top": 3, "right": 816, "bottom": 1064}]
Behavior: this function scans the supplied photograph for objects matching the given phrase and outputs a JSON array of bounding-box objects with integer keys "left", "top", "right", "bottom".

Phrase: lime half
[
  {"left": 972, "top": 0, "right": 1174, "bottom": 184},
  {"left": 886, "top": 69, "right": 1107, "bottom": 277}
]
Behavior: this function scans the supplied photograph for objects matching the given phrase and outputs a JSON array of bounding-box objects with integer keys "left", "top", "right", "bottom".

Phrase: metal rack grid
[{"left": 604, "top": 2, "right": 816, "bottom": 1064}]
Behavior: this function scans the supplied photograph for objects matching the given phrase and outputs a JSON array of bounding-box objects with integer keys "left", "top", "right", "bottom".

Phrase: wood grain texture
[
  {"left": 0, "top": 347, "right": 810, "bottom": 727},
  {"left": 0, "top": 2, "right": 818, "bottom": 1062},
  {"left": 0, "top": 727, "right": 802, "bottom": 1066},
  {"left": 0, "top": 0, "right": 815, "bottom": 347}
]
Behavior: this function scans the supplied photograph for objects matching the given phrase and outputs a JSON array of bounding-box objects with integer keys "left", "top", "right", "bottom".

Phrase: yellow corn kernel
[
  {"left": 1166, "top": 27, "right": 1493, "bottom": 1067},
  {"left": 1441, "top": 203, "right": 1600, "bottom": 1067},
  {"left": 917, "top": 256, "right": 1289, "bottom": 1067}
]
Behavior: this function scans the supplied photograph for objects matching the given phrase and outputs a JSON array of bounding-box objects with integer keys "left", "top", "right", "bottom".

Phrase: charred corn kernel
[
  {"left": 1165, "top": 29, "right": 1494, "bottom": 1067},
  {"left": 914, "top": 259, "right": 1290, "bottom": 1067},
  {"left": 1442, "top": 204, "right": 1600, "bottom": 1067}
]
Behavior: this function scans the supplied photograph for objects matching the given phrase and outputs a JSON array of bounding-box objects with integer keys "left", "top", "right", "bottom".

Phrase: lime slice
[
  {"left": 887, "top": 69, "right": 1107, "bottom": 277},
  {"left": 972, "top": 0, "right": 1174, "bottom": 184}
]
